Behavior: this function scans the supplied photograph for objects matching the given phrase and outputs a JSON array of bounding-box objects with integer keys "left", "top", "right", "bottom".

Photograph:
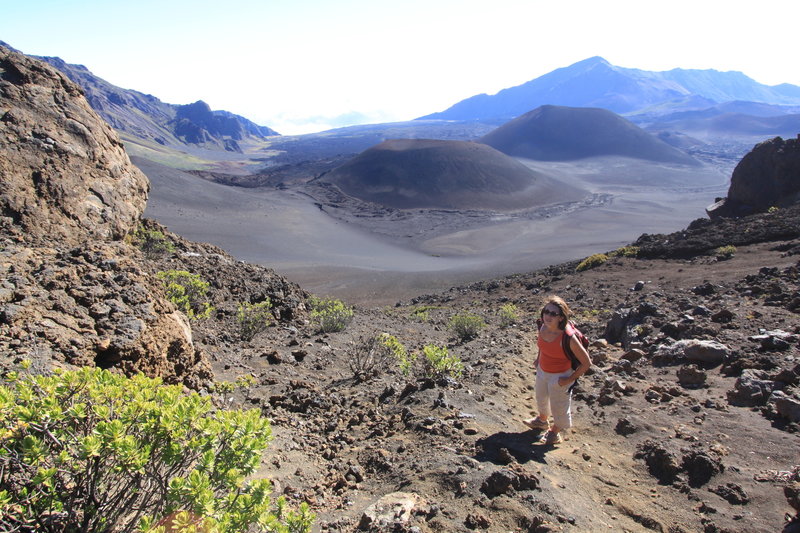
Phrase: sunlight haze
[{"left": 2, "top": 0, "right": 798, "bottom": 134}]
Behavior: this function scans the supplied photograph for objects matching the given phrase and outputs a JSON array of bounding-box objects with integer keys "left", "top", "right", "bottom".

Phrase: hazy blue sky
[{"left": 3, "top": 0, "right": 799, "bottom": 134}]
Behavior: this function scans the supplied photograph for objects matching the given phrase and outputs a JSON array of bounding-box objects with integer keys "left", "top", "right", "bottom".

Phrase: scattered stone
[
  {"left": 727, "top": 369, "right": 780, "bottom": 407},
  {"left": 769, "top": 391, "right": 800, "bottom": 422},
  {"left": 480, "top": 466, "right": 539, "bottom": 497},
  {"left": 465, "top": 512, "right": 491, "bottom": 529},
  {"left": 358, "top": 492, "right": 425, "bottom": 530},
  {"left": 677, "top": 365, "right": 708, "bottom": 387},
  {"left": 682, "top": 451, "right": 725, "bottom": 487},
  {"left": 615, "top": 417, "right": 638, "bottom": 436},
  {"left": 635, "top": 441, "right": 680, "bottom": 484},
  {"left": 710, "top": 483, "right": 749, "bottom": 505}
]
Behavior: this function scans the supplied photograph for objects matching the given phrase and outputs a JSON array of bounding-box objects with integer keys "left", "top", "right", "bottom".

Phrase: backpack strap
[{"left": 561, "top": 321, "right": 580, "bottom": 369}]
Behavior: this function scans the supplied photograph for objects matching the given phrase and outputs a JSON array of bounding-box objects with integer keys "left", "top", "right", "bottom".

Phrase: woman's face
[{"left": 542, "top": 304, "right": 563, "bottom": 327}]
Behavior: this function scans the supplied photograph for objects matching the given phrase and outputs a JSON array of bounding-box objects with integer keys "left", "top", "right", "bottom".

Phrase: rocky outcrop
[
  {"left": 707, "top": 135, "right": 800, "bottom": 218},
  {"left": 0, "top": 46, "right": 213, "bottom": 387},
  {"left": 1, "top": 45, "right": 149, "bottom": 244}
]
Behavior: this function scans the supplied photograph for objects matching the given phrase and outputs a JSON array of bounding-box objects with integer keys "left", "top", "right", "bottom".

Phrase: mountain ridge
[
  {"left": 421, "top": 56, "right": 800, "bottom": 123},
  {"left": 35, "top": 54, "right": 279, "bottom": 153}
]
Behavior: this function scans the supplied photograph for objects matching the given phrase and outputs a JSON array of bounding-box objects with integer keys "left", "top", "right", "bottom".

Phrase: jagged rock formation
[
  {"left": 0, "top": 45, "right": 213, "bottom": 386},
  {"left": 707, "top": 135, "right": 800, "bottom": 218}
]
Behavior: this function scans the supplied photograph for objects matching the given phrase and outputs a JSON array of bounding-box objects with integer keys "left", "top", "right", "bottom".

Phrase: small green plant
[
  {"left": 576, "top": 253, "right": 609, "bottom": 272},
  {"left": 157, "top": 270, "right": 214, "bottom": 320},
  {"left": 410, "top": 305, "right": 443, "bottom": 322},
  {"left": 309, "top": 296, "right": 353, "bottom": 333},
  {"left": 768, "top": 206, "right": 780, "bottom": 213},
  {"left": 613, "top": 246, "right": 640, "bottom": 258},
  {"left": 131, "top": 226, "right": 175, "bottom": 258},
  {"left": 422, "top": 344, "right": 464, "bottom": 379},
  {"left": 236, "top": 300, "right": 272, "bottom": 341},
  {"left": 498, "top": 303, "right": 519, "bottom": 327},
  {"left": 714, "top": 245, "right": 737, "bottom": 260},
  {"left": 213, "top": 374, "right": 257, "bottom": 395},
  {"left": 0, "top": 367, "right": 314, "bottom": 533},
  {"left": 448, "top": 313, "right": 485, "bottom": 341},
  {"left": 380, "top": 333, "right": 417, "bottom": 377}
]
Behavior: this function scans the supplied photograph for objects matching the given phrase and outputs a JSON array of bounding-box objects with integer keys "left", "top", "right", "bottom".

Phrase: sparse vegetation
[
  {"left": 0, "top": 367, "right": 314, "bottom": 533},
  {"left": 382, "top": 334, "right": 417, "bottom": 377},
  {"left": 309, "top": 297, "right": 353, "bottom": 333},
  {"left": 715, "top": 245, "right": 737, "bottom": 260},
  {"left": 613, "top": 245, "right": 640, "bottom": 258},
  {"left": 411, "top": 305, "right": 442, "bottom": 322},
  {"left": 498, "top": 303, "right": 520, "bottom": 327},
  {"left": 448, "top": 313, "right": 485, "bottom": 341},
  {"left": 236, "top": 300, "right": 272, "bottom": 341},
  {"left": 130, "top": 225, "right": 175, "bottom": 259},
  {"left": 576, "top": 253, "right": 609, "bottom": 272},
  {"left": 346, "top": 333, "right": 393, "bottom": 380},
  {"left": 422, "top": 345, "right": 464, "bottom": 379},
  {"left": 157, "top": 270, "right": 214, "bottom": 320}
]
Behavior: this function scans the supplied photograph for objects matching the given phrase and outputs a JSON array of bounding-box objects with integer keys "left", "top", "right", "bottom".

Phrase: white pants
[{"left": 535, "top": 367, "right": 573, "bottom": 430}]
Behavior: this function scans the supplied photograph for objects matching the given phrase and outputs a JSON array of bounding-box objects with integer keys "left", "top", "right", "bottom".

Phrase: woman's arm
[{"left": 558, "top": 336, "right": 592, "bottom": 386}]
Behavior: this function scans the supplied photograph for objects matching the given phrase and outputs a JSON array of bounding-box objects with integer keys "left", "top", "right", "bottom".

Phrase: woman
[{"left": 523, "top": 296, "right": 591, "bottom": 445}]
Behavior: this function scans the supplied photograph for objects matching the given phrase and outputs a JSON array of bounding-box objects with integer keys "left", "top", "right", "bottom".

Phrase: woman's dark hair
[{"left": 540, "top": 295, "right": 572, "bottom": 330}]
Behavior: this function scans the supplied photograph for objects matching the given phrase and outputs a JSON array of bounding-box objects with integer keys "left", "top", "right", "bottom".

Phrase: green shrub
[
  {"left": 714, "top": 245, "right": 736, "bottom": 260},
  {"left": 576, "top": 253, "right": 609, "bottom": 272},
  {"left": 768, "top": 206, "right": 779, "bottom": 213},
  {"left": 448, "top": 313, "right": 485, "bottom": 341},
  {"left": 498, "top": 303, "right": 519, "bottom": 327},
  {"left": 157, "top": 270, "right": 214, "bottom": 320},
  {"left": 131, "top": 226, "right": 175, "bottom": 259},
  {"left": 613, "top": 246, "right": 640, "bottom": 258},
  {"left": 0, "top": 367, "right": 314, "bottom": 533},
  {"left": 236, "top": 300, "right": 272, "bottom": 341},
  {"left": 410, "top": 305, "right": 442, "bottom": 322},
  {"left": 422, "top": 345, "right": 464, "bottom": 379},
  {"left": 380, "top": 333, "right": 417, "bottom": 377},
  {"left": 309, "top": 297, "right": 353, "bottom": 333}
]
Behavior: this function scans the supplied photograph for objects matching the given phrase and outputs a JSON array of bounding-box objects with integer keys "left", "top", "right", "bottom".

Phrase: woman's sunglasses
[{"left": 542, "top": 308, "right": 562, "bottom": 317}]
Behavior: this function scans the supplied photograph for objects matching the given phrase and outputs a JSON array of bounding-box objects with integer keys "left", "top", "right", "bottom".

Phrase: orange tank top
[{"left": 537, "top": 330, "right": 571, "bottom": 373}]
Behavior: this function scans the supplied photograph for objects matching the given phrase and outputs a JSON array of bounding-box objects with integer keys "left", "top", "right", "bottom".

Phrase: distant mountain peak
[{"left": 420, "top": 57, "right": 800, "bottom": 123}]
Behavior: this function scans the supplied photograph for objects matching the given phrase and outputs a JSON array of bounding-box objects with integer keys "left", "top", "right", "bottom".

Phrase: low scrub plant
[
  {"left": 157, "top": 270, "right": 214, "bottom": 320},
  {"left": 347, "top": 333, "right": 390, "bottom": 380},
  {"left": 382, "top": 333, "right": 417, "bottom": 377},
  {"left": 0, "top": 367, "right": 314, "bottom": 533},
  {"left": 423, "top": 345, "right": 464, "bottom": 379},
  {"left": 613, "top": 246, "right": 640, "bottom": 258},
  {"left": 130, "top": 225, "right": 175, "bottom": 259},
  {"left": 236, "top": 300, "right": 272, "bottom": 341},
  {"left": 309, "top": 297, "right": 353, "bottom": 333},
  {"left": 449, "top": 313, "right": 485, "bottom": 341},
  {"left": 714, "top": 245, "right": 736, "bottom": 260},
  {"left": 498, "top": 303, "right": 519, "bottom": 327},
  {"left": 576, "top": 253, "right": 609, "bottom": 272}
]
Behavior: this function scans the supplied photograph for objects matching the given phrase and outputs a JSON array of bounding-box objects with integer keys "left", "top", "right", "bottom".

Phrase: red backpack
[{"left": 537, "top": 319, "right": 590, "bottom": 390}]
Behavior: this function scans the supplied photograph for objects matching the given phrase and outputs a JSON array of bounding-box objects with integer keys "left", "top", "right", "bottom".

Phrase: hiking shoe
[
  {"left": 539, "top": 431, "right": 562, "bottom": 445},
  {"left": 523, "top": 417, "right": 549, "bottom": 430}
]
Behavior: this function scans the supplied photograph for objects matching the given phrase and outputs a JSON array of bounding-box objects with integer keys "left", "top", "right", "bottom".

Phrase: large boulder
[
  {"left": 708, "top": 135, "right": 800, "bottom": 218},
  {"left": 0, "top": 45, "right": 149, "bottom": 245},
  {"left": 0, "top": 46, "right": 212, "bottom": 388}
]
